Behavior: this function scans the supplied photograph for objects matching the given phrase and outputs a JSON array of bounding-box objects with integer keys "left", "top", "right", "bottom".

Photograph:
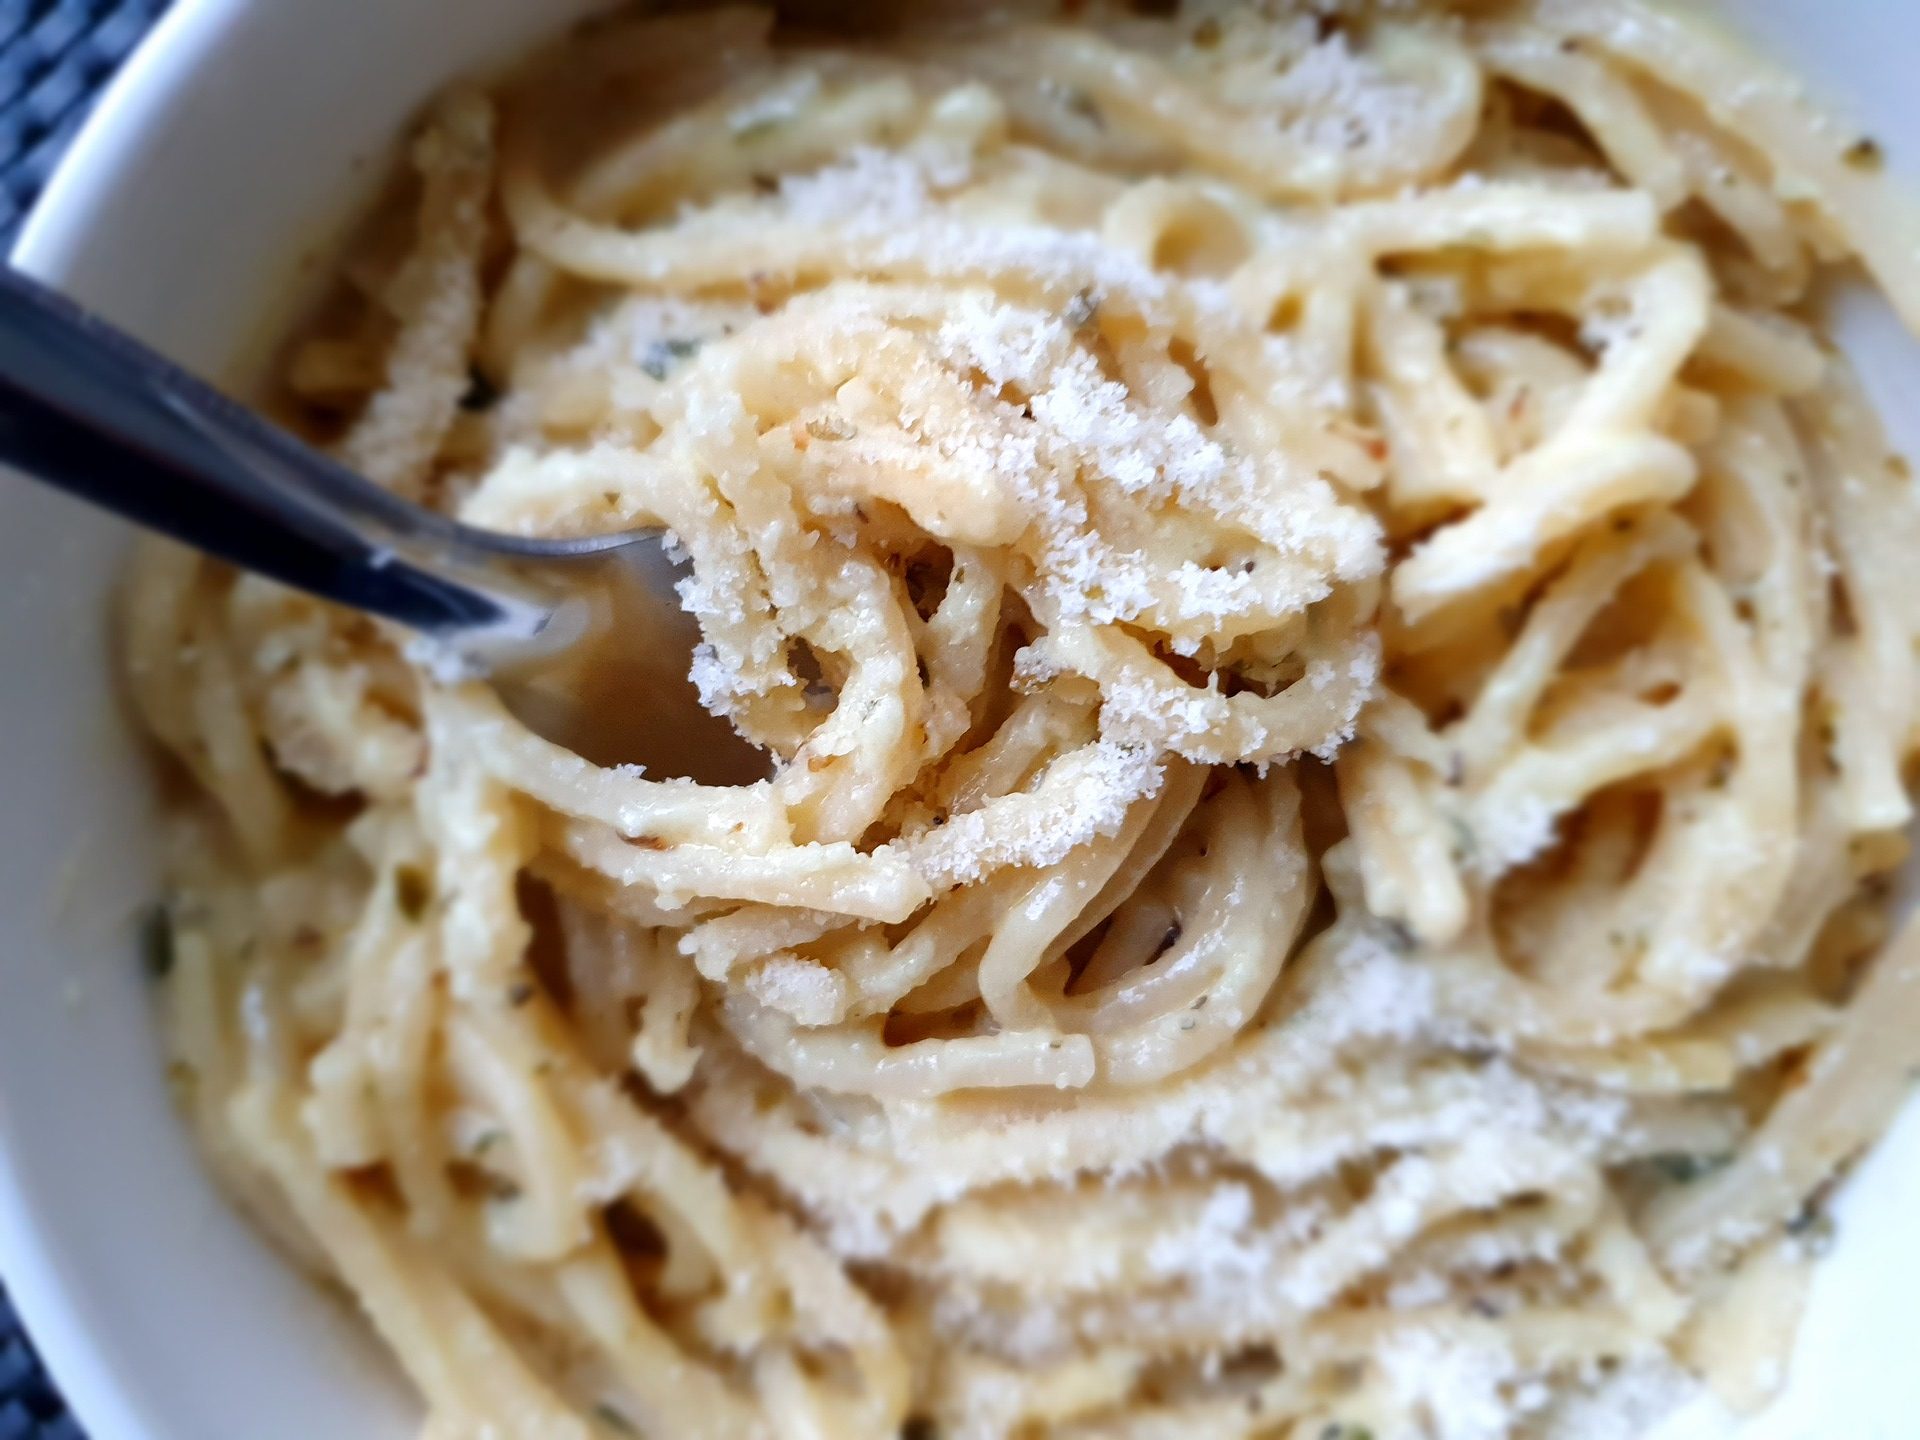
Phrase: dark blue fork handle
[{"left": 0, "top": 263, "right": 547, "bottom": 640}]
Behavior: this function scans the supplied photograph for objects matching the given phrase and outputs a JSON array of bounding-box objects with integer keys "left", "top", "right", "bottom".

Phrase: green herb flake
[
  {"left": 732, "top": 115, "right": 785, "bottom": 144},
  {"left": 1786, "top": 1203, "right": 1837, "bottom": 1254},
  {"left": 487, "top": 1173, "right": 524, "bottom": 1204},
  {"left": 594, "top": 1402, "right": 639, "bottom": 1435},
  {"left": 1320, "top": 1425, "right": 1376, "bottom": 1440},
  {"left": 639, "top": 336, "right": 703, "bottom": 381},
  {"left": 1040, "top": 79, "right": 1104, "bottom": 130},
  {"left": 1649, "top": 1152, "right": 1730, "bottom": 1184},
  {"left": 393, "top": 865, "right": 432, "bottom": 922},
  {"left": 166, "top": 1060, "right": 198, "bottom": 1108},
  {"left": 805, "top": 413, "right": 858, "bottom": 442},
  {"left": 140, "top": 904, "right": 175, "bottom": 981},
  {"left": 1845, "top": 137, "right": 1885, "bottom": 171},
  {"left": 1447, "top": 815, "right": 1479, "bottom": 864},
  {"left": 1065, "top": 287, "right": 1103, "bottom": 330},
  {"left": 1607, "top": 928, "right": 1648, "bottom": 957}
]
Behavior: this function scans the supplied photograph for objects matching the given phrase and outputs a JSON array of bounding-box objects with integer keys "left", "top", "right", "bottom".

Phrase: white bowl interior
[{"left": 2, "top": 2, "right": 1918, "bottom": 1437}]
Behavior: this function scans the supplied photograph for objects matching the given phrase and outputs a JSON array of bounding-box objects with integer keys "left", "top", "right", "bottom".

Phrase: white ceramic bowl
[{"left": 5, "top": 3, "right": 1920, "bottom": 1437}]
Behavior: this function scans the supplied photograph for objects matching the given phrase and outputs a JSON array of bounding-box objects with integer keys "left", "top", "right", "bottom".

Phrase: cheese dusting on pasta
[{"left": 125, "top": 3, "right": 1920, "bottom": 1436}]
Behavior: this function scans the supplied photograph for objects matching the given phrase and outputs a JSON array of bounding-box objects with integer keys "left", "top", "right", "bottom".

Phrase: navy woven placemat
[
  {"left": 1, "top": 4, "right": 171, "bottom": 1429},
  {"left": 0, "top": 0, "right": 168, "bottom": 241},
  {"left": 0, "top": 1288, "right": 82, "bottom": 1440}
]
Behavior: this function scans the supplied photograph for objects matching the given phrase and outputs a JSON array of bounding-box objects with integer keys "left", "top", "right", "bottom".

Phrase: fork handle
[{"left": 0, "top": 263, "right": 551, "bottom": 643}]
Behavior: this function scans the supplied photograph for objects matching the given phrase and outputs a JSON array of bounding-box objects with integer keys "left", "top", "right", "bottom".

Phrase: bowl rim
[{"left": 0, "top": 6, "right": 242, "bottom": 1434}]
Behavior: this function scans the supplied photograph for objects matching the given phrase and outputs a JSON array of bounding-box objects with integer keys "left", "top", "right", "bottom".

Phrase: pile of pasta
[{"left": 125, "top": 2, "right": 1920, "bottom": 1436}]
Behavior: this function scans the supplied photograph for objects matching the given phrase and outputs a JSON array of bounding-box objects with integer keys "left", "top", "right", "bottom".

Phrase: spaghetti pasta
[{"left": 124, "top": 2, "right": 1920, "bottom": 1435}]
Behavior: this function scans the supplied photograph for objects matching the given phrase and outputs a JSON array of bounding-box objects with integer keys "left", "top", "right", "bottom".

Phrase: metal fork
[{"left": 0, "top": 264, "right": 765, "bottom": 784}]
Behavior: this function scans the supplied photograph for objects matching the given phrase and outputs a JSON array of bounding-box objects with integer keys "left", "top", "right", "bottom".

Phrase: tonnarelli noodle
[{"left": 125, "top": 2, "right": 1920, "bottom": 1435}]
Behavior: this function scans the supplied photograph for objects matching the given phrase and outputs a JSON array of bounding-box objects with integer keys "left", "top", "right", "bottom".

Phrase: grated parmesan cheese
[{"left": 901, "top": 739, "right": 1166, "bottom": 889}]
